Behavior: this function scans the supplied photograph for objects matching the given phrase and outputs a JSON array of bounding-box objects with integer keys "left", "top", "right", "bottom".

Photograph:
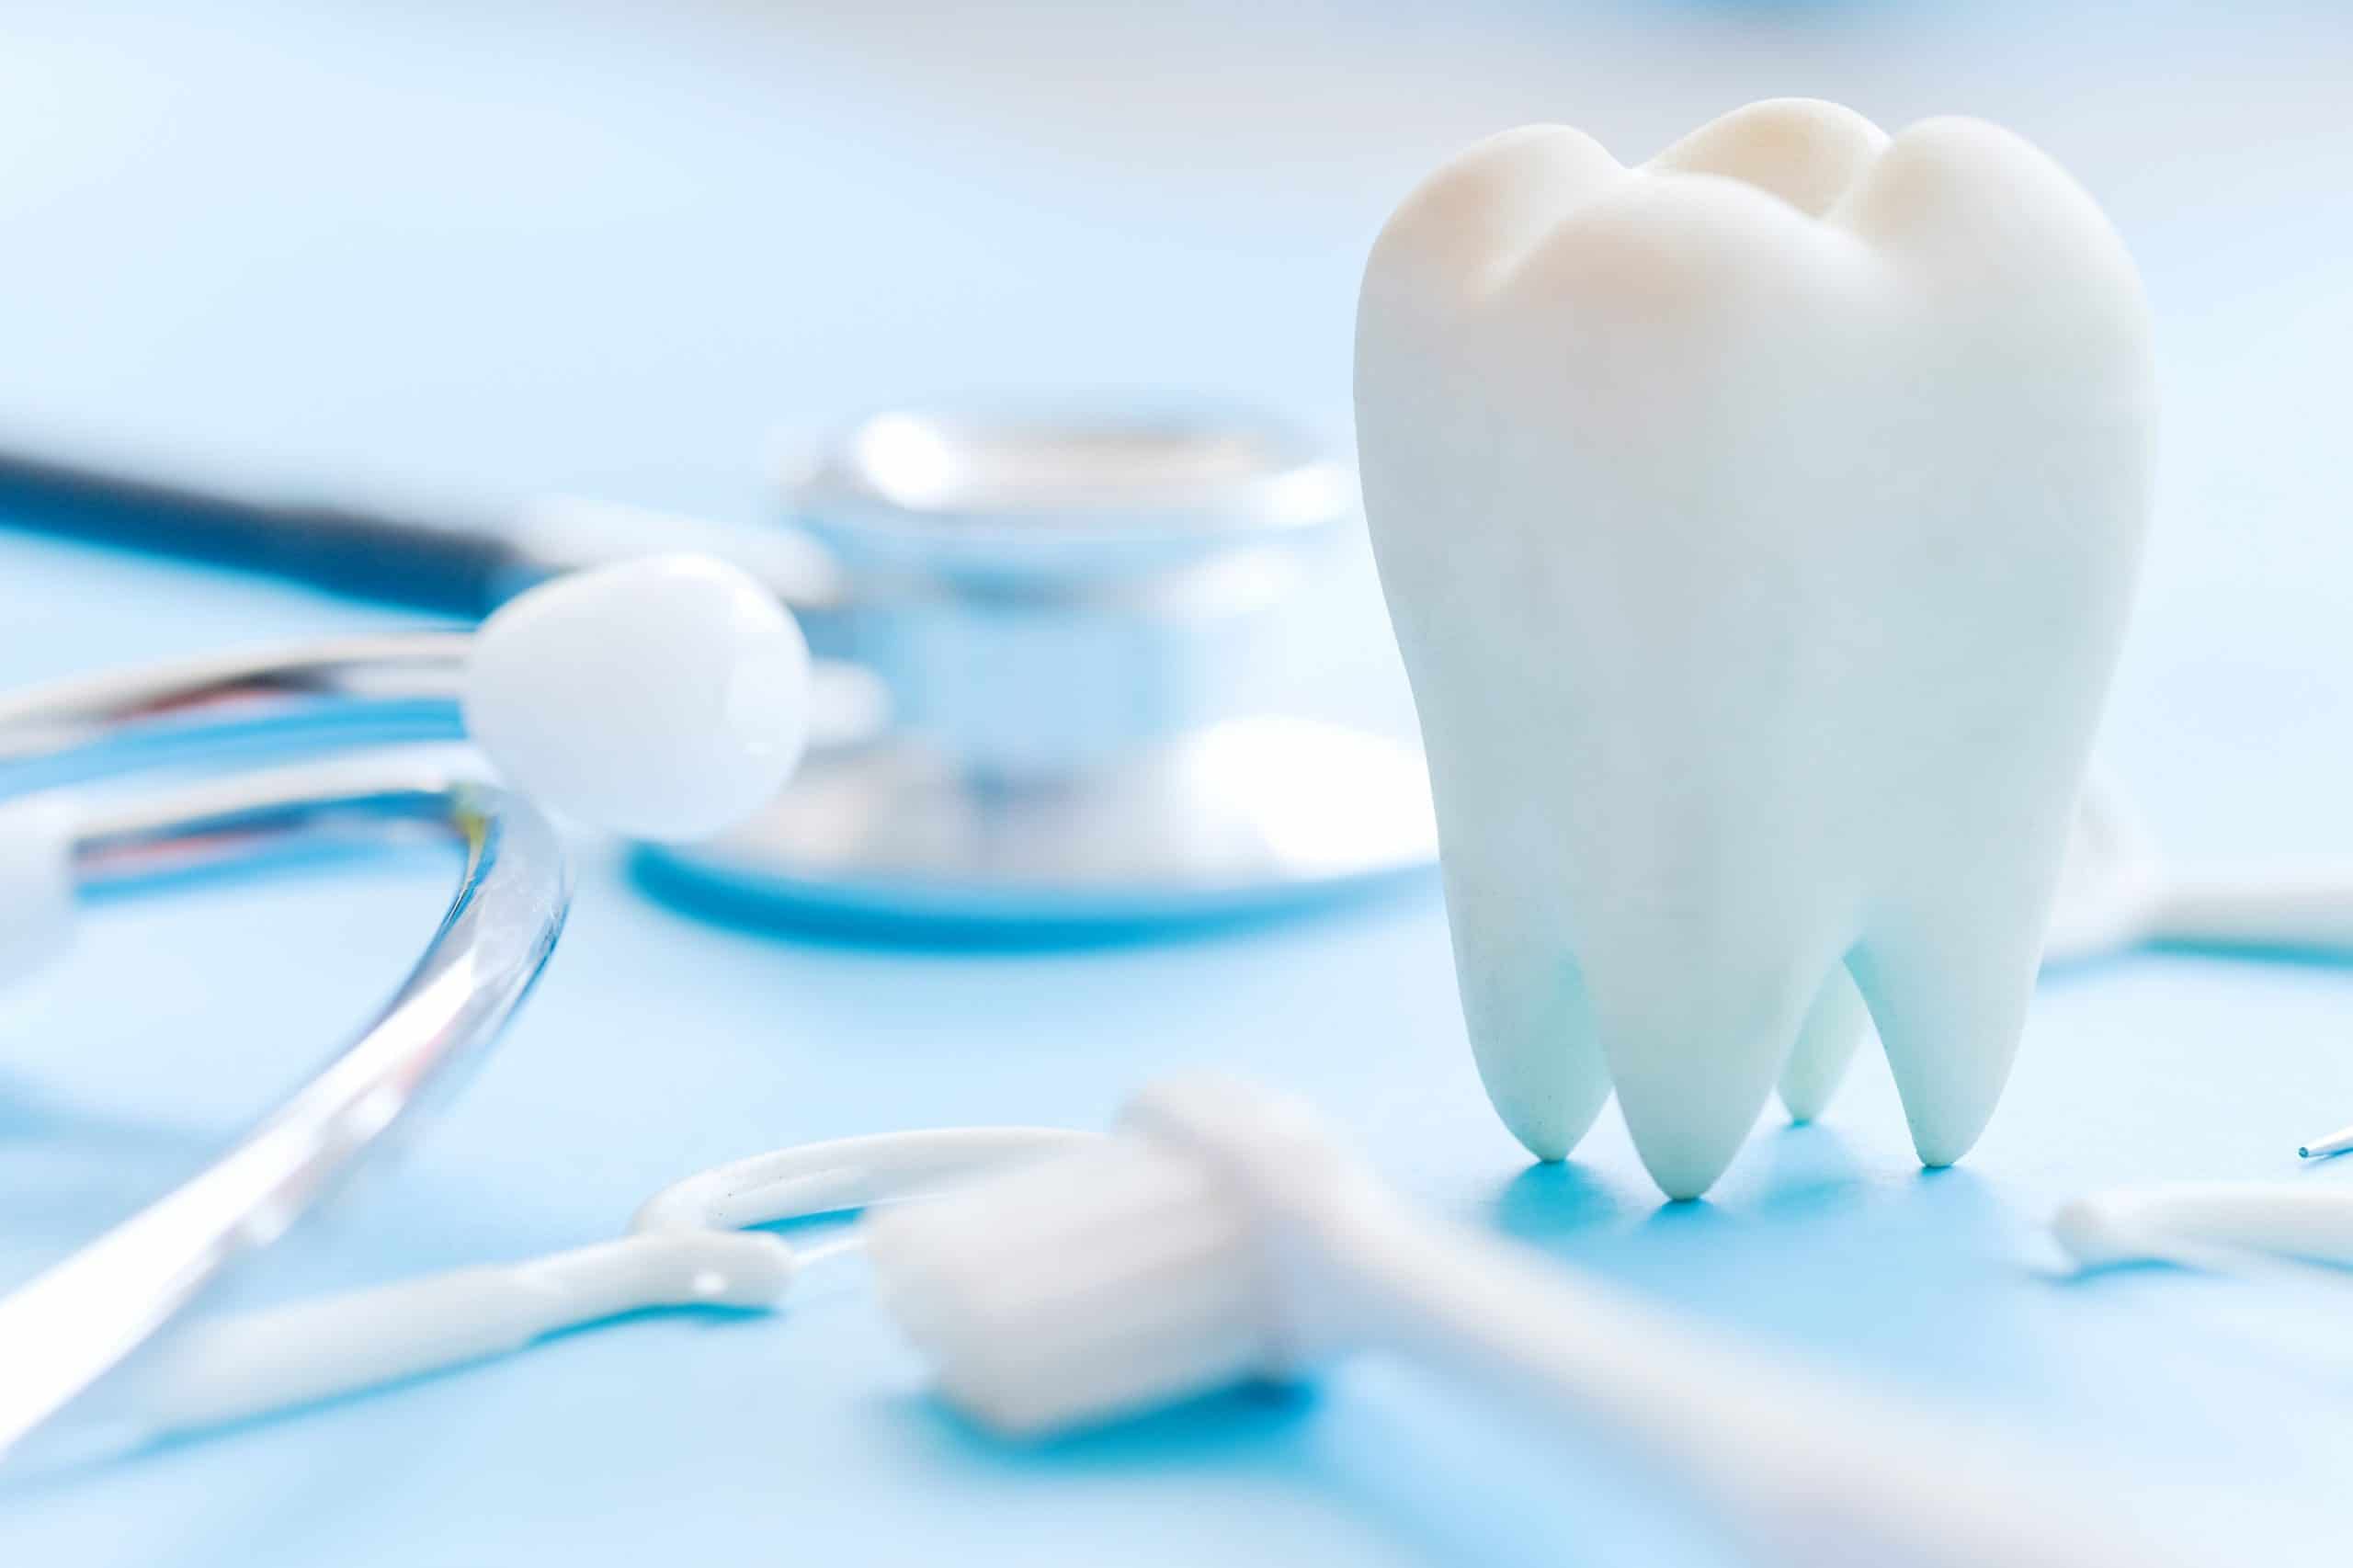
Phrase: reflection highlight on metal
[
  {"left": 0, "top": 754, "right": 571, "bottom": 1462},
  {"left": 636, "top": 406, "right": 1438, "bottom": 928},
  {"left": 0, "top": 630, "right": 881, "bottom": 800},
  {"left": 645, "top": 715, "right": 1436, "bottom": 928}
]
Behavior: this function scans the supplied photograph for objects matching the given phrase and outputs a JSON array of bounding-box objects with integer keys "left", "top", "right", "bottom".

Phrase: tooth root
[
  {"left": 1361, "top": 125, "right": 1622, "bottom": 1171},
  {"left": 1776, "top": 965, "right": 1872, "bottom": 1124},
  {"left": 1437, "top": 839, "right": 1613, "bottom": 1164},
  {"left": 1583, "top": 926, "right": 1820, "bottom": 1201},
  {"left": 1848, "top": 906, "right": 2047, "bottom": 1168}
]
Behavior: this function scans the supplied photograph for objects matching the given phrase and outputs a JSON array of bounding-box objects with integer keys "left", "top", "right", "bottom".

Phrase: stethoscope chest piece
[{"left": 634, "top": 404, "right": 1438, "bottom": 930}]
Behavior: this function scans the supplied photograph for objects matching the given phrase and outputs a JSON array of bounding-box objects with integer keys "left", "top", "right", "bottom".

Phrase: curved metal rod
[
  {"left": 0, "top": 633, "right": 474, "bottom": 787},
  {"left": 0, "top": 755, "right": 572, "bottom": 1461},
  {"left": 0, "top": 631, "right": 877, "bottom": 795}
]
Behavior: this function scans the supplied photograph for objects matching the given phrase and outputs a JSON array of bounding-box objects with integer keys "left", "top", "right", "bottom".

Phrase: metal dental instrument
[
  {"left": 0, "top": 554, "right": 815, "bottom": 1460},
  {"left": 639, "top": 407, "right": 1438, "bottom": 927},
  {"left": 0, "top": 754, "right": 571, "bottom": 1461}
]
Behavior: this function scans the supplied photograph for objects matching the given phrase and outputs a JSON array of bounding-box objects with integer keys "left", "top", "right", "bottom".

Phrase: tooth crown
[{"left": 1358, "top": 99, "right": 2154, "bottom": 1198}]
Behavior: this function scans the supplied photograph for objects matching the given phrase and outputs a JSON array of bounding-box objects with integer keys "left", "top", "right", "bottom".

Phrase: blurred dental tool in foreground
[
  {"left": 0, "top": 555, "right": 813, "bottom": 1460},
  {"left": 1357, "top": 98, "right": 2155, "bottom": 1198},
  {"left": 40, "top": 1130, "right": 1094, "bottom": 1460},
  {"left": 867, "top": 1074, "right": 2189, "bottom": 1568},
  {"left": 85, "top": 1233, "right": 802, "bottom": 1449}
]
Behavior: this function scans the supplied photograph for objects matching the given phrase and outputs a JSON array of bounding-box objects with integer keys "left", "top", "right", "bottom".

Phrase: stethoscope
[
  {"left": 0, "top": 554, "right": 811, "bottom": 1460},
  {"left": 0, "top": 403, "right": 1442, "bottom": 931}
]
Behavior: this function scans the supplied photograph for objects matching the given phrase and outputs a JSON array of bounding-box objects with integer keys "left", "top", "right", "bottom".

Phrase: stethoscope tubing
[
  {"left": 0, "top": 628, "right": 877, "bottom": 801},
  {"left": 0, "top": 753, "right": 572, "bottom": 1460}
]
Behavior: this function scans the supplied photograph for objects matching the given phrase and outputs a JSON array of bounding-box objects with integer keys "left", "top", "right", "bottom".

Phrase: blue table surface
[{"left": 5, "top": 3, "right": 2353, "bottom": 1562}]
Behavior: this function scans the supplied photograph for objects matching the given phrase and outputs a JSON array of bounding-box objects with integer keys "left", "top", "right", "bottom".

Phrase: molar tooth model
[{"left": 1356, "top": 98, "right": 2155, "bottom": 1198}]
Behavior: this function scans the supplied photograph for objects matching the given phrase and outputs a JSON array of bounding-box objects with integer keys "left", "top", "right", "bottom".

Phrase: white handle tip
[{"left": 462, "top": 555, "right": 812, "bottom": 841}]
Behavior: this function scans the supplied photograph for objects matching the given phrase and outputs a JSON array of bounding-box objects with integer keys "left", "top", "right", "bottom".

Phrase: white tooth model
[{"left": 1357, "top": 98, "right": 2155, "bottom": 1198}]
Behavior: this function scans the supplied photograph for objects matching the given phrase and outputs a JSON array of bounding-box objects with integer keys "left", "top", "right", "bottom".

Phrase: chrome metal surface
[
  {"left": 636, "top": 405, "right": 1434, "bottom": 927},
  {"left": 789, "top": 405, "right": 1356, "bottom": 574},
  {"left": 639, "top": 716, "right": 1437, "bottom": 928},
  {"left": 0, "top": 631, "right": 882, "bottom": 798},
  {"left": 786, "top": 404, "right": 1359, "bottom": 776},
  {"left": 0, "top": 632, "right": 474, "bottom": 787},
  {"left": 0, "top": 755, "right": 572, "bottom": 1460}
]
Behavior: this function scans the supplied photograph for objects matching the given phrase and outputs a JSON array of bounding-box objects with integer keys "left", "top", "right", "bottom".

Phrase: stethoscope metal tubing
[
  {"left": 0, "top": 632, "right": 473, "bottom": 783},
  {"left": 0, "top": 631, "right": 884, "bottom": 800},
  {"left": 0, "top": 756, "right": 572, "bottom": 1461}
]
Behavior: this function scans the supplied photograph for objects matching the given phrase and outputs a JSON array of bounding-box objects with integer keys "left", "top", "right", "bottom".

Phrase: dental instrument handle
[
  {"left": 0, "top": 445, "right": 847, "bottom": 634},
  {"left": 1330, "top": 1206, "right": 2161, "bottom": 1568},
  {"left": 2054, "top": 1183, "right": 2353, "bottom": 1270},
  {"left": 872, "top": 1079, "right": 2187, "bottom": 1568},
  {"left": 2147, "top": 867, "right": 2353, "bottom": 956},
  {"left": 2299, "top": 1123, "right": 2353, "bottom": 1160},
  {"left": 86, "top": 1232, "right": 795, "bottom": 1439},
  {"left": 0, "top": 444, "right": 518, "bottom": 617}
]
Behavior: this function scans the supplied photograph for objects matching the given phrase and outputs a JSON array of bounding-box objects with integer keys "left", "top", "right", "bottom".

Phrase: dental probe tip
[{"left": 2296, "top": 1124, "right": 2353, "bottom": 1159}]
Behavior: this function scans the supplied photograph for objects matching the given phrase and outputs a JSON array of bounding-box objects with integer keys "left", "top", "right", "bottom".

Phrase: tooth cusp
[{"left": 1647, "top": 97, "right": 1888, "bottom": 218}]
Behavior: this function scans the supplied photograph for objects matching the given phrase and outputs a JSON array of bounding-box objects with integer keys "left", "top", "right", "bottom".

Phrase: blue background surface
[{"left": 4, "top": 3, "right": 2353, "bottom": 1562}]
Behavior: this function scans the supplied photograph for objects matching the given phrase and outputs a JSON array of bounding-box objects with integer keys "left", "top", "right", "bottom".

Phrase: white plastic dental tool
[
  {"left": 1356, "top": 97, "right": 2157, "bottom": 1197},
  {"left": 0, "top": 555, "right": 814, "bottom": 1460},
  {"left": 0, "top": 756, "right": 571, "bottom": 1463},
  {"left": 867, "top": 1075, "right": 2184, "bottom": 1568},
  {"left": 50, "top": 1129, "right": 1095, "bottom": 1452},
  {"left": 2298, "top": 1123, "right": 2353, "bottom": 1161},
  {"left": 2045, "top": 774, "right": 2353, "bottom": 968},
  {"left": 2053, "top": 1183, "right": 2353, "bottom": 1274}
]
